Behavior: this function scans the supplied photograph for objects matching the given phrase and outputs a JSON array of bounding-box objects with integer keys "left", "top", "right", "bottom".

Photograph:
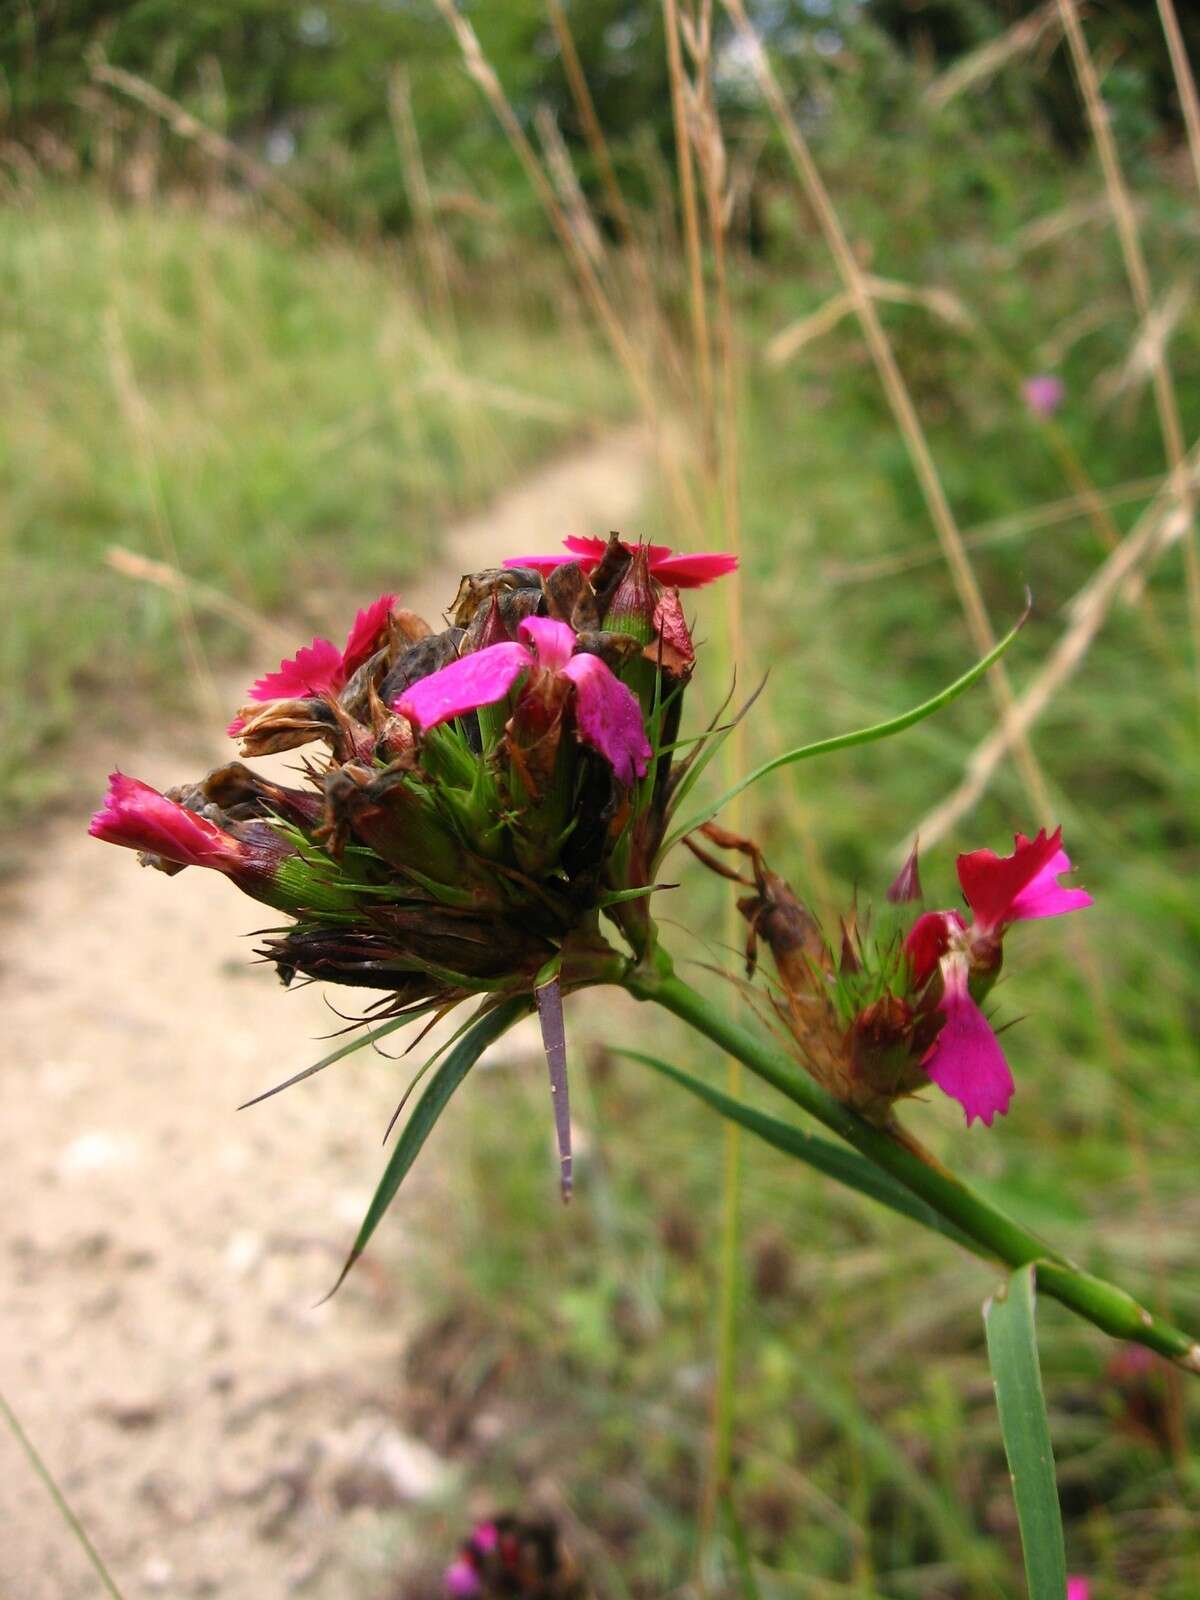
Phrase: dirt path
[{"left": 0, "top": 429, "right": 649, "bottom": 1600}]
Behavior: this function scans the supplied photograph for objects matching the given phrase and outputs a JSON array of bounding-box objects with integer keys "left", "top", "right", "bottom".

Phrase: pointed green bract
[
  {"left": 984, "top": 1265, "right": 1067, "bottom": 1600},
  {"left": 324, "top": 996, "right": 529, "bottom": 1297}
]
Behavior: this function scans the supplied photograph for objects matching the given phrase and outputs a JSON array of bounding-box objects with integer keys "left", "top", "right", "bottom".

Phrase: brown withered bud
[
  {"left": 230, "top": 696, "right": 340, "bottom": 757},
  {"left": 257, "top": 926, "right": 444, "bottom": 994},
  {"left": 450, "top": 566, "right": 542, "bottom": 628},
  {"left": 544, "top": 560, "right": 600, "bottom": 633},
  {"left": 168, "top": 762, "right": 324, "bottom": 829},
  {"left": 389, "top": 606, "right": 433, "bottom": 648},
  {"left": 337, "top": 647, "right": 389, "bottom": 722},
  {"left": 378, "top": 626, "right": 464, "bottom": 705},
  {"left": 589, "top": 531, "right": 632, "bottom": 613},
  {"left": 571, "top": 630, "right": 644, "bottom": 673}
]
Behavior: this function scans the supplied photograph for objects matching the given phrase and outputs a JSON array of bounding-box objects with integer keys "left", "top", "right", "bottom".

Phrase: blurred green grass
[{"left": 0, "top": 189, "right": 625, "bottom": 822}]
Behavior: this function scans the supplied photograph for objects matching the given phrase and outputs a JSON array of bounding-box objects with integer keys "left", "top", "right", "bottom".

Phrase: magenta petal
[
  {"left": 561, "top": 651, "right": 652, "bottom": 785},
  {"left": 560, "top": 534, "right": 612, "bottom": 565},
  {"left": 924, "top": 965, "right": 1015, "bottom": 1127},
  {"left": 649, "top": 550, "right": 739, "bottom": 588},
  {"left": 89, "top": 772, "right": 241, "bottom": 871},
  {"left": 397, "top": 641, "right": 530, "bottom": 730},
  {"left": 1008, "top": 844, "right": 1093, "bottom": 922},
  {"left": 248, "top": 637, "right": 343, "bottom": 702},
  {"left": 341, "top": 592, "right": 396, "bottom": 679},
  {"left": 1066, "top": 1581, "right": 1090, "bottom": 1600},
  {"left": 519, "top": 614, "right": 576, "bottom": 673}
]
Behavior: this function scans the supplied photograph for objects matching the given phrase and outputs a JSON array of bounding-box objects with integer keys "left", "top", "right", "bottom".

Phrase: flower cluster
[
  {"left": 697, "top": 823, "right": 1091, "bottom": 1127},
  {"left": 90, "top": 535, "right": 734, "bottom": 1161}
]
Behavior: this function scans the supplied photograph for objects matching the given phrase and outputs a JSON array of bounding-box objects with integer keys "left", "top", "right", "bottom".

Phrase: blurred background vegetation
[{"left": 3, "top": 1, "right": 1199, "bottom": 1596}]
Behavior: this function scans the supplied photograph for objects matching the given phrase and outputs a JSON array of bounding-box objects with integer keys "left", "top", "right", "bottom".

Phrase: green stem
[{"left": 625, "top": 956, "right": 1200, "bottom": 1373}]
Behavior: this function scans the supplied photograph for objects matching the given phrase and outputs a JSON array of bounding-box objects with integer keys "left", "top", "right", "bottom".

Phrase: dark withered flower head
[{"left": 90, "top": 538, "right": 736, "bottom": 1200}]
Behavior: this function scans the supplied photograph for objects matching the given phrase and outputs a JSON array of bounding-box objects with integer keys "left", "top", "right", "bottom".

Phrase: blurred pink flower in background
[{"left": 1023, "top": 374, "right": 1066, "bottom": 418}]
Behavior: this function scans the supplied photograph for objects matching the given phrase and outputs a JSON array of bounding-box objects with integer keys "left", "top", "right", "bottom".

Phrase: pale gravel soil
[{"left": 0, "top": 430, "right": 648, "bottom": 1600}]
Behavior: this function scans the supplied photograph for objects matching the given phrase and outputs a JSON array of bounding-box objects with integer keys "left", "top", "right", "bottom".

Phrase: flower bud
[
  {"left": 602, "top": 543, "right": 656, "bottom": 645},
  {"left": 886, "top": 840, "right": 923, "bottom": 904}
]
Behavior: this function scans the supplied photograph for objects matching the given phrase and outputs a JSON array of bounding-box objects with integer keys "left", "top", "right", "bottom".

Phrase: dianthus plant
[{"left": 93, "top": 533, "right": 1199, "bottom": 1580}]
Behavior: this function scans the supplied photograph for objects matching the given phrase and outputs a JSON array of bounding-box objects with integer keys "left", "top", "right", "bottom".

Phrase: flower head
[
  {"left": 1066, "top": 1581, "right": 1089, "bottom": 1600},
  {"left": 504, "top": 534, "right": 737, "bottom": 590},
  {"left": 903, "top": 829, "right": 1091, "bottom": 1126},
  {"left": 399, "top": 614, "right": 651, "bottom": 787}
]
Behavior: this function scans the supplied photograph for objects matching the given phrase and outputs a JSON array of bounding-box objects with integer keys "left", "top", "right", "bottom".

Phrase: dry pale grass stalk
[
  {"left": 766, "top": 276, "right": 973, "bottom": 365},
  {"left": 1055, "top": 0, "right": 1200, "bottom": 680},
  {"left": 388, "top": 65, "right": 457, "bottom": 327},
  {"left": 722, "top": 0, "right": 1055, "bottom": 824},
  {"left": 104, "top": 307, "right": 223, "bottom": 728},
  {"left": 433, "top": 0, "right": 700, "bottom": 534},
  {"left": 923, "top": 1, "right": 1060, "bottom": 110},
  {"left": 105, "top": 547, "right": 294, "bottom": 652},
  {"left": 88, "top": 54, "right": 329, "bottom": 238},
  {"left": 545, "top": 0, "right": 637, "bottom": 250},
  {"left": 910, "top": 441, "right": 1200, "bottom": 848},
  {"left": 535, "top": 102, "right": 607, "bottom": 267},
  {"left": 664, "top": 0, "right": 717, "bottom": 463},
  {"left": 1157, "top": 0, "right": 1200, "bottom": 199},
  {"left": 823, "top": 471, "right": 1176, "bottom": 583}
]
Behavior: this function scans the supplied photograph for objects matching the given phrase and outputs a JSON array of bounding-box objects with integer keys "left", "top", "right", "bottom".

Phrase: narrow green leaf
[
  {"left": 323, "top": 996, "right": 529, "bottom": 1298},
  {"left": 984, "top": 1265, "right": 1067, "bottom": 1600},
  {"left": 239, "top": 1009, "right": 432, "bottom": 1110},
  {"left": 664, "top": 603, "right": 1028, "bottom": 850},
  {"left": 617, "top": 1048, "right": 979, "bottom": 1254}
]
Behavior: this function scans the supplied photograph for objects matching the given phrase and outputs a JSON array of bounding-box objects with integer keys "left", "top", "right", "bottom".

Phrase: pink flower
[
  {"left": 1067, "top": 1580, "right": 1090, "bottom": 1600},
  {"left": 505, "top": 535, "right": 737, "bottom": 589},
  {"left": 89, "top": 772, "right": 245, "bottom": 872},
  {"left": 1023, "top": 374, "right": 1065, "bottom": 418},
  {"left": 444, "top": 1557, "right": 480, "bottom": 1597},
  {"left": 905, "top": 829, "right": 1090, "bottom": 1127},
  {"left": 398, "top": 615, "right": 652, "bottom": 786},
  {"left": 230, "top": 593, "right": 395, "bottom": 733}
]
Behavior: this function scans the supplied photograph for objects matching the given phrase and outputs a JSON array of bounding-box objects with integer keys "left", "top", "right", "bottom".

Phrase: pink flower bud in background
[
  {"left": 1066, "top": 1579, "right": 1090, "bottom": 1600},
  {"left": 444, "top": 1556, "right": 481, "bottom": 1597},
  {"left": 1022, "top": 374, "right": 1065, "bottom": 418}
]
